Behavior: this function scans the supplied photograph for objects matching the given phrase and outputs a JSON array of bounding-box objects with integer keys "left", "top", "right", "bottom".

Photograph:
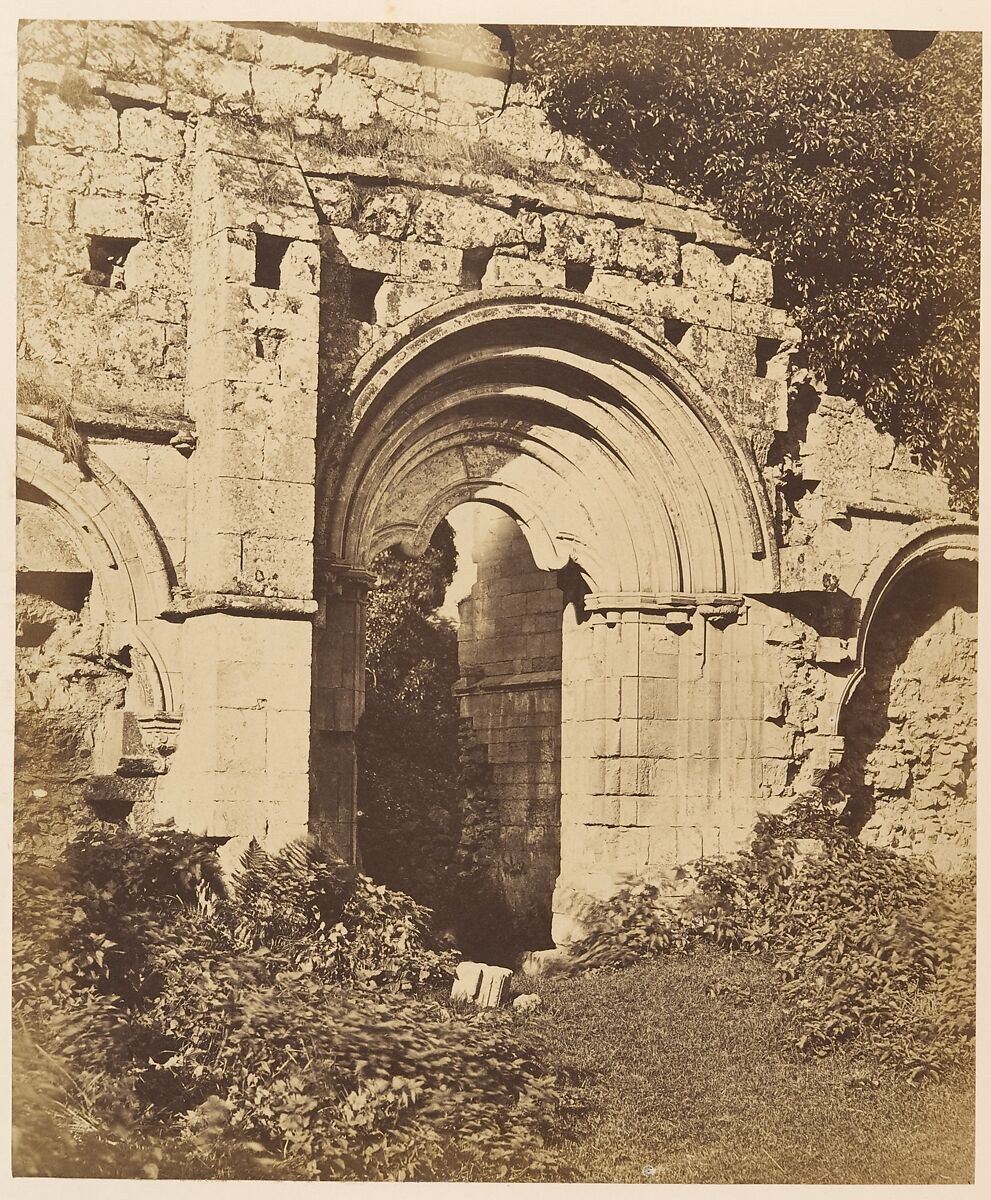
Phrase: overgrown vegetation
[
  {"left": 357, "top": 522, "right": 462, "bottom": 916},
  {"left": 17, "top": 376, "right": 88, "bottom": 469},
  {"left": 517, "top": 27, "right": 980, "bottom": 510},
  {"left": 567, "top": 796, "right": 975, "bottom": 1081},
  {"left": 13, "top": 825, "right": 576, "bottom": 1180}
]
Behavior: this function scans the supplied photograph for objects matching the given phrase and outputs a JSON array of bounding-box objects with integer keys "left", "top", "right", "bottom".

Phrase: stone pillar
[
  {"left": 552, "top": 592, "right": 746, "bottom": 944},
  {"left": 153, "top": 139, "right": 320, "bottom": 851},
  {"left": 310, "top": 564, "right": 374, "bottom": 863}
]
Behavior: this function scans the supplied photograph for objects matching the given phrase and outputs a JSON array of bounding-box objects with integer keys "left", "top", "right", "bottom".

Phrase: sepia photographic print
[{"left": 9, "top": 2, "right": 981, "bottom": 1188}]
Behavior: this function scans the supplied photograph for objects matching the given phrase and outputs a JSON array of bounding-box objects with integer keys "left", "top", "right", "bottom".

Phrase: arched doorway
[{"left": 313, "top": 291, "right": 777, "bottom": 944}]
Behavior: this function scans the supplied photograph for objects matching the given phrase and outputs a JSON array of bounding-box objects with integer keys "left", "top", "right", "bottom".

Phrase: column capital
[{"left": 584, "top": 591, "right": 745, "bottom": 628}]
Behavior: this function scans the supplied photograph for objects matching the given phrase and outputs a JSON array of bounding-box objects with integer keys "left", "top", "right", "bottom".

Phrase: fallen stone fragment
[
  {"left": 450, "top": 960, "right": 484, "bottom": 1003},
  {"left": 512, "top": 993, "right": 542, "bottom": 1013},
  {"left": 476, "top": 964, "right": 513, "bottom": 1008}
]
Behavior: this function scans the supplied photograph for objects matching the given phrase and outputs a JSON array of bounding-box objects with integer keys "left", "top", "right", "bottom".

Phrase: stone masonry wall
[
  {"left": 836, "top": 559, "right": 977, "bottom": 871},
  {"left": 456, "top": 507, "right": 563, "bottom": 949},
  {"left": 16, "top": 21, "right": 975, "bottom": 922}
]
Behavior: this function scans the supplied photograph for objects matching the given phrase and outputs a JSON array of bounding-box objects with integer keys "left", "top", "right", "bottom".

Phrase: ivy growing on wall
[{"left": 516, "top": 27, "right": 980, "bottom": 511}]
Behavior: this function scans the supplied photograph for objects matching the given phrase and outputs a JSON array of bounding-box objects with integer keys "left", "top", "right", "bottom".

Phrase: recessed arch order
[
  {"left": 318, "top": 289, "right": 778, "bottom": 600},
  {"left": 16, "top": 416, "right": 178, "bottom": 714}
]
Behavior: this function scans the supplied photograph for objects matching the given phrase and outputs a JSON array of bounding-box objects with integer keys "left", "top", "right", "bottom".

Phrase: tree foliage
[
  {"left": 357, "top": 522, "right": 462, "bottom": 911},
  {"left": 515, "top": 27, "right": 980, "bottom": 508}
]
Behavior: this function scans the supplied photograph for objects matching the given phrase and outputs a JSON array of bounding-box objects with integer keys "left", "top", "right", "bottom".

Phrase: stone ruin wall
[{"left": 15, "top": 19, "right": 977, "bottom": 896}]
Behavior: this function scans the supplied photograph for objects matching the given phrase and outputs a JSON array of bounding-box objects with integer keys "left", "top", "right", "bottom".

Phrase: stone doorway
[
  {"left": 353, "top": 502, "right": 566, "bottom": 962},
  {"left": 451, "top": 504, "right": 564, "bottom": 959}
]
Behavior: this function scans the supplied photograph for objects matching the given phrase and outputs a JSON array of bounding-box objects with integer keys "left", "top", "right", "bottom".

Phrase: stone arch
[
  {"left": 832, "top": 521, "right": 977, "bottom": 867},
  {"left": 16, "top": 418, "right": 178, "bottom": 713},
  {"left": 318, "top": 289, "right": 777, "bottom": 599},
  {"left": 835, "top": 520, "right": 978, "bottom": 729}
]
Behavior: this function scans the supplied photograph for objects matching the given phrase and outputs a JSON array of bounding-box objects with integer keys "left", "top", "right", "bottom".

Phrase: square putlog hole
[
  {"left": 349, "top": 267, "right": 384, "bottom": 323},
  {"left": 254, "top": 232, "right": 292, "bottom": 289},
  {"left": 84, "top": 236, "right": 139, "bottom": 289}
]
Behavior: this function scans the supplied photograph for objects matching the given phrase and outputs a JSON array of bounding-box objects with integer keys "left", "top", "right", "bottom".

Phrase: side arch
[
  {"left": 16, "top": 418, "right": 178, "bottom": 713},
  {"left": 832, "top": 519, "right": 979, "bottom": 731},
  {"left": 317, "top": 289, "right": 778, "bottom": 599}
]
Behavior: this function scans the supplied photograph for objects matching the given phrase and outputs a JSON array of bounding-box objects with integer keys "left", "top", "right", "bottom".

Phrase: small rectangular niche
[
  {"left": 84, "top": 236, "right": 139, "bottom": 289},
  {"left": 461, "top": 247, "right": 493, "bottom": 290},
  {"left": 565, "top": 262, "right": 593, "bottom": 293},
  {"left": 349, "top": 267, "right": 384, "bottom": 323},
  {"left": 254, "top": 232, "right": 292, "bottom": 290}
]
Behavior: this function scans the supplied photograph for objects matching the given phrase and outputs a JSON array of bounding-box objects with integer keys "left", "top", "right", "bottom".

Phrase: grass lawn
[{"left": 522, "top": 947, "right": 975, "bottom": 1185}]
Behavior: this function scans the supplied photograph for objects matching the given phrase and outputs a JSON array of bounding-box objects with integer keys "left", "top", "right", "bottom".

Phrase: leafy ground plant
[
  {"left": 12, "top": 823, "right": 577, "bottom": 1180},
  {"left": 566, "top": 796, "right": 975, "bottom": 1080}
]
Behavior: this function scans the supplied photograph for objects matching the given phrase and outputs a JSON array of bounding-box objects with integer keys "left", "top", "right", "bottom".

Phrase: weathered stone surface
[
  {"left": 512, "top": 993, "right": 543, "bottom": 1013},
  {"left": 681, "top": 243, "right": 733, "bottom": 296},
  {"left": 482, "top": 256, "right": 565, "bottom": 289},
  {"left": 410, "top": 192, "right": 522, "bottom": 248},
  {"left": 451, "top": 960, "right": 484, "bottom": 1002},
  {"left": 15, "top": 19, "right": 972, "bottom": 951},
  {"left": 476, "top": 964, "right": 513, "bottom": 1007},
  {"left": 374, "top": 280, "right": 455, "bottom": 325},
  {"left": 616, "top": 226, "right": 679, "bottom": 281},
  {"left": 399, "top": 240, "right": 462, "bottom": 284},
  {"left": 317, "top": 70, "right": 376, "bottom": 128},
  {"left": 541, "top": 211, "right": 618, "bottom": 267},
  {"left": 35, "top": 95, "right": 119, "bottom": 151},
  {"left": 119, "top": 106, "right": 185, "bottom": 159}
]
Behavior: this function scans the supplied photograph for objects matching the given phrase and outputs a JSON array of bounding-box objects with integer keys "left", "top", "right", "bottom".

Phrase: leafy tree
[
  {"left": 356, "top": 522, "right": 462, "bottom": 912},
  {"left": 515, "top": 27, "right": 979, "bottom": 510}
]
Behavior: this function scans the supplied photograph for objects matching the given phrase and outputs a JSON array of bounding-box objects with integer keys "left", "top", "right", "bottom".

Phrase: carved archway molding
[
  {"left": 16, "top": 417, "right": 179, "bottom": 716},
  {"left": 317, "top": 289, "right": 779, "bottom": 606}
]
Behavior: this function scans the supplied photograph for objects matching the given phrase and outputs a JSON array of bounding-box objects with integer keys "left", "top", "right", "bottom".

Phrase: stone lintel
[
  {"left": 453, "top": 669, "right": 561, "bottom": 697},
  {"left": 840, "top": 499, "right": 967, "bottom": 524},
  {"left": 161, "top": 591, "right": 319, "bottom": 621}
]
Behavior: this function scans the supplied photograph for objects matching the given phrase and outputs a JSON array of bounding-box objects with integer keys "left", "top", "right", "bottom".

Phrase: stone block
[
  {"left": 451, "top": 961, "right": 484, "bottom": 1003},
  {"left": 239, "top": 534, "right": 314, "bottom": 597},
  {"left": 399, "top": 240, "right": 463, "bottom": 284},
  {"left": 85, "top": 23, "right": 163, "bottom": 83},
  {"left": 475, "top": 964, "right": 513, "bottom": 1007},
  {"left": 35, "top": 94, "right": 119, "bottom": 151},
  {"left": 20, "top": 144, "right": 91, "bottom": 190},
  {"left": 119, "top": 106, "right": 185, "bottom": 159},
  {"left": 410, "top": 192, "right": 521, "bottom": 248},
  {"left": 585, "top": 271, "right": 650, "bottom": 310},
  {"left": 541, "top": 211, "right": 618, "bottom": 267},
  {"left": 733, "top": 254, "right": 775, "bottom": 303},
  {"left": 482, "top": 255, "right": 565, "bottom": 288},
  {"left": 326, "top": 226, "right": 400, "bottom": 274},
  {"left": 251, "top": 66, "right": 319, "bottom": 115},
  {"left": 317, "top": 70, "right": 376, "bottom": 129},
  {"left": 642, "top": 201, "right": 695, "bottom": 235},
  {"left": 639, "top": 719, "right": 678, "bottom": 759},
  {"left": 374, "top": 280, "right": 455, "bottom": 325},
  {"left": 75, "top": 193, "right": 147, "bottom": 238},
  {"left": 647, "top": 285, "right": 733, "bottom": 332},
  {"left": 266, "top": 708, "right": 312, "bottom": 774},
  {"left": 615, "top": 226, "right": 679, "bottom": 281},
  {"left": 355, "top": 190, "right": 413, "bottom": 240},
  {"left": 681, "top": 243, "right": 733, "bottom": 296},
  {"left": 308, "top": 179, "right": 356, "bottom": 225}
]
